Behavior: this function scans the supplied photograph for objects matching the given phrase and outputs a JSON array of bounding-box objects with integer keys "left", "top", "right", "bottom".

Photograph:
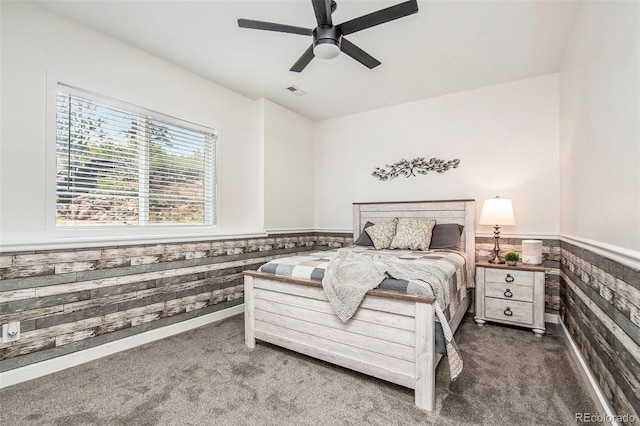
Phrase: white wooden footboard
[{"left": 244, "top": 271, "right": 437, "bottom": 411}]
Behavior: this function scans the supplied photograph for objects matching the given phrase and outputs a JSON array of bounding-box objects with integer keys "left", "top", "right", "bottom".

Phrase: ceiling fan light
[{"left": 313, "top": 42, "right": 340, "bottom": 60}]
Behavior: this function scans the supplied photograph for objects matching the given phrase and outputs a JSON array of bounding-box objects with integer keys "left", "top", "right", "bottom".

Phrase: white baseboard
[
  {"left": 545, "top": 313, "right": 559, "bottom": 324},
  {"left": 0, "top": 304, "right": 244, "bottom": 389},
  {"left": 559, "top": 317, "right": 618, "bottom": 425}
]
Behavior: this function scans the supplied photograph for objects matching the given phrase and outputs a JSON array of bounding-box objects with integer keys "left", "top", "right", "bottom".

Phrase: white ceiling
[{"left": 38, "top": 0, "right": 581, "bottom": 121}]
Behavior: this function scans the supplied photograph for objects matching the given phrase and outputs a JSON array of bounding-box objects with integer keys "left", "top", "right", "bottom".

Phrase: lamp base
[{"left": 488, "top": 225, "right": 505, "bottom": 264}]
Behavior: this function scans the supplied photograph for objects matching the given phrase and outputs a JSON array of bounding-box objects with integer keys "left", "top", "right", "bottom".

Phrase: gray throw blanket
[{"left": 322, "top": 248, "right": 463, "bottom": 380}]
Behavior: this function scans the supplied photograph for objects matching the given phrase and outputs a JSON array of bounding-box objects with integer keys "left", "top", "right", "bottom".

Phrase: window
[{"left": 55, "top": 84, "right": 216, "bottom": 227}]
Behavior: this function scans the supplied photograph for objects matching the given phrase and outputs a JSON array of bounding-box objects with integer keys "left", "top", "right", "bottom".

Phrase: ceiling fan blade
[
  {"left": 238, "top": 19, "right": 312, "bottom": 36},
  {"left": 312, "top": 0, "right": 333, "bottom": 27},
  {"left": 340, "top": 38, "right": 381, "bottom": 69},
  {"left": 290, "top": 45, "right": 315, "bottom": 72},
  {"left": 337, "top": 0, "right": 418, "bottom": 36}
]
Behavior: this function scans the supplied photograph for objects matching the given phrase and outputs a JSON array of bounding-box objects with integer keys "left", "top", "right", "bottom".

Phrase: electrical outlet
[{"left": 2, "top": 321, "right": 20, "bottom": 343}]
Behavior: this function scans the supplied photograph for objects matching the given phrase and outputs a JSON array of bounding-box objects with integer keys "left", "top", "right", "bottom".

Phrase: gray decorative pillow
[
  {"left": 365, "top": 218, "right": 398, "bottom": 250},
  {"left": 429, "top": 224, "right": 464, "bottom": 250},
  {"left": 354, "top": 221, "right": 375, "bottom": 246},
  {"left": 390, "top": 218, "right": 436, "bottom": 251}
]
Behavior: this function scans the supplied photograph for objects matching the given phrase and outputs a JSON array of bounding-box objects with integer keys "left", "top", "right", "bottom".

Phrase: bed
[{"left": 243, "top": 200, "right": 475, "bottom": 411}]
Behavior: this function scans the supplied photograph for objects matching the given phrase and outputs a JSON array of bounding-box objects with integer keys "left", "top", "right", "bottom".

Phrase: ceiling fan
[{"left": 238, "top": 0, "right": 419, "bottom": 72}]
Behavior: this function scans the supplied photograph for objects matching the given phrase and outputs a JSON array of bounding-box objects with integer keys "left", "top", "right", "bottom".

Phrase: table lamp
[{"left": 479, "top": 196, "right": 515, "bottom": 264}]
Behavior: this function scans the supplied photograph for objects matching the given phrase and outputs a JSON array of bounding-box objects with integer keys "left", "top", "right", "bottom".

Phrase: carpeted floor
[{"left": 1, "top": 314, "right": 602, "bottom": 425}]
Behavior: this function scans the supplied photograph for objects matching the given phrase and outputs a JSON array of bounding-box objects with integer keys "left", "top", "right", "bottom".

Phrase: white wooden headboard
[{"left": 352, "top": 199, "right": 476, "bottom": 266}]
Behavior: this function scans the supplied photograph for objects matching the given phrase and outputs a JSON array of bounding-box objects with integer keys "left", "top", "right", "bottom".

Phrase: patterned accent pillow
[
  {"left": 365, "top": 218, "right": 398, "bottom": 250},
  {"left": 390, "top": 218, "right": 437, "bottom": 250}
]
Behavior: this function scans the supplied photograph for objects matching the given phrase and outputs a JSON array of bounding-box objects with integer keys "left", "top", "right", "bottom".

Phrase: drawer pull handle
[
  {"left": 504, "top": 308, "right": 513, "bottom": 317},
  {"left": 504, "top": 289, "right": 513, "bottom": 298},
  {"left": 505, "top": 274, "right": 515, "bottom": 283}
]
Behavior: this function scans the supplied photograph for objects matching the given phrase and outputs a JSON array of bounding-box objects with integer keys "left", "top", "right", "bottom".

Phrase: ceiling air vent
[{"left": 285, "top": 85, "right": 306, "bottom": 96}]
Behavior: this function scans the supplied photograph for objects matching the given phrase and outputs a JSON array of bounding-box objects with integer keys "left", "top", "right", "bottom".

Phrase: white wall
[
  {"left": 0, "top": 2, "right": 265, "bottom": 247},
  {"left": 262, "top": 99, "right": 315, "bottom": 231},
  {"left": 559, "top": 1, "right": 640, "bottom": 253},
  {"left": 314, "top": 74, "right": 560, "bottom": 236}
]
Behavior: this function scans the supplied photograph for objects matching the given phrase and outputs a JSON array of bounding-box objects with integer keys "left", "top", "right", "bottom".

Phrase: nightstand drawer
[
  {"left": 485, "top": 268, "right": 534, "bottom": 286},
  {"left": 484, "top": 298, "right": 533, "bottom": 325},
  {"left": 485, "top": 282, "right": 533, "bottom": 302}
]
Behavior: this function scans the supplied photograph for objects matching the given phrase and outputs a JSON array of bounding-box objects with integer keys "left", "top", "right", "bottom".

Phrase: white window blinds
[{"left": 56, "top": 85, "right": 216, "bottom": 226}]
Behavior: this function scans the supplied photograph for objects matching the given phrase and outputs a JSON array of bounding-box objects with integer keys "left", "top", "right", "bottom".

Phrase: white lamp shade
[{"left": 479, "top": 197, "right": 516, "bottom": 226}]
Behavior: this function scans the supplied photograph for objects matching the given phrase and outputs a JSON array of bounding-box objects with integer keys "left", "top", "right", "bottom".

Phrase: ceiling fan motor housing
[{"left": 312, "top": 26, "right": 342, "bottom": 59}]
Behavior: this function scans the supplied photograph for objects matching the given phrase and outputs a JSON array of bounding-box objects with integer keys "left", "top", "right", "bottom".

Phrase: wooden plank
[
  {"left": 12, "top": 250, "right": 102, "bottom": 267},
  {"left": 532, "top": 270, "right": 546, "bottom": 335},
  {"left": 62, "top": 294, "right": 137, "bottom": 314},
  {"left": 249, "top": 275, "right": 430, "bottom": 308},
  {"left": 0, "top": 256, "right": 12, "bottom": 268},
  {"left": 155, "top": 254, "right": 282, "bottom": 276},
  {"left": 475, "top": 267, "right": 486, "bottom": 325},
  {"left": 17, "top": 317, "right": 103, "bottom": 342},
  {"left": 449, "top": 290, "right": 471, "bottom": 334},
  {"left": 101, "top": 245, "right": 166, "bottom": 259},
  {"left": 116, "top": 270, "right": 177, "bottom": 285},
  {"left": 353, "top": 204, "right": 362, "bottom": 240},
  {"left": 0, "top": 305, "right": 64, "bottom": 323},
  {"left": 131, "top": 256, "right": 161, "bottom": 266},
  {"left": 1, "top": 265, "right": 55, "bottom": 280},
  {"left": 254, "top": 288, "right": 415, "bottom": 331},
  {"left": 0, "top": 338, "right": 56, "bottom": 359},
  {"left": 0, "top": 289, "right": 36, "bottom": 303},
  {"left": 252, "top": 277, "right": 325, "bottom": 299},
  {"left": 254, "top": 323, "right": 415, "bottom": 384},
  {"left": 464, "top": 201, "right": 476, "bottom": 268},
  {"left": 0, "top": 292, "right": 90, "bottom": 316},
  {"left": 255, "top": 309, "right": 414, "bottom": 362},
  {"left": 254, "top": 298, "right": 415, "bottom": 346},
  {"left": 131, "top": 313, "right": 161, "bottom": 326},
  {"left": 55, "top": 328, "right": 97, "bottom": 346},
  {"left": 245, "top": 275, "right": 256, "bottom": 348},
  {"left": 476, "top": 261, "right": 545, "bottom": 273},
  {"left": 356, "top": 201, "right": 467, "bottom": 210},
  {"left": 102, "top": 302, "right": 166, "bottom": 323},
  {"left": 35, "top": 278, "right": 119, "bottom": 297},
  {"left": 361, "top": 212, "right": 464, "bottom": 221},
  {"left": 55, "top": 262, "right": 96, "bottom": 274},
  {"left": 414, "top": 302, "right": 435, "bottom": 411}
]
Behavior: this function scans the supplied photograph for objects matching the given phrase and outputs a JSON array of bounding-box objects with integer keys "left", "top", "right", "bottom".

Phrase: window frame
[{"left": 46, "top": 74, "right": 219, "bottom": 240}]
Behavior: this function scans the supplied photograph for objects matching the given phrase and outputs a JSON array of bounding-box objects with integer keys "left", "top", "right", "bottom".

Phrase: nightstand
[{"left": 474, "top": 261, "right": 546, "bottom": 337}]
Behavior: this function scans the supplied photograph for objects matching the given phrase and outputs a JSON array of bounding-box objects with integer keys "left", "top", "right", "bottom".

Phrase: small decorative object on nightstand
[
  {"left": 504, "top": 252, "right": 519, "bottom": 266},
  {"left": 475, "top": 261, "right": 546, "bottom": 337}
]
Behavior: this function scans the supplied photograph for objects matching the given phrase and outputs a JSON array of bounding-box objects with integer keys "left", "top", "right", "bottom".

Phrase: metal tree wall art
[{"left": 372, "top": 157, "right": 460, "bottom": 181}]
